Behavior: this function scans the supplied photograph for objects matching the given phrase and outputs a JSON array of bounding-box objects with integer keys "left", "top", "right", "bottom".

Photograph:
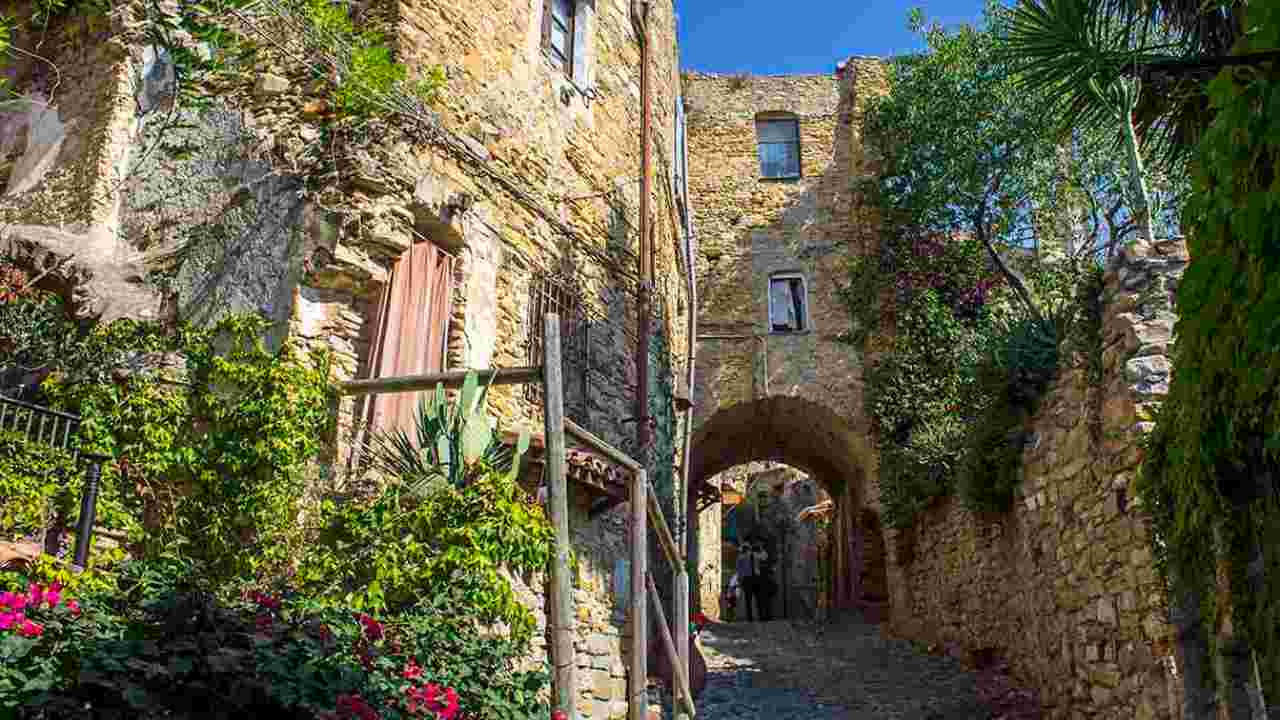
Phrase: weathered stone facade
[
  {"left": 0, "top": 1, "right": 694, "bottom": 717},
  {"left": 683, "top": 60, "right": 889, "bottom": 613},
  {"left": 885, "top": 238, "right": 1188, "bottom": 720}
]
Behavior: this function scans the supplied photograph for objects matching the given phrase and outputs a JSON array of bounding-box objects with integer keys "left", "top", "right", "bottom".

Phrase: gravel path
[{"left": 665, "top": 615, "right": 1043, "bottom": 720}]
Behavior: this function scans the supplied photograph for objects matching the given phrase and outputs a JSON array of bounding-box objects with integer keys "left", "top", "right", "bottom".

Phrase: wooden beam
[
  {"left": 564, "top": 417, "right": 643, "bottom": 471},
  {"left": 337, "top": 366, "right": 542, "bottom": 397},
  {"left": 647, "top": 483, "right": 684, "bottom": 571},
  {"left": 629, "top": 469, "right": 649, "bottom": 720},
  {"left": 646, "top": 572, "right": 697, "bottom": 719},
  {"left": 542, "top": 316, "right": 577, "bottom": 719}
]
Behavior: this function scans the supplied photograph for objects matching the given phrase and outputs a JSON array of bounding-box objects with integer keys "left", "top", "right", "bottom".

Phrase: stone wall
[
  {"left": 885, "top": 238, "right": 1188, "bottom": 720},
  {"left": 683, "top": 60, "right": 888, "bottom": 614},
  {"left": 0, "top": 2, "right": 694, "bottom": 717}
]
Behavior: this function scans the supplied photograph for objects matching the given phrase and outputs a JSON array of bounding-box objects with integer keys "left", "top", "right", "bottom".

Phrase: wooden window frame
[{"left": 542, "top": 0, "right": 576, "bottom": 78}]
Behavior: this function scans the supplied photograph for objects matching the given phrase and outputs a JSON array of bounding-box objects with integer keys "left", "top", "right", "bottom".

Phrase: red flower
[
  {"left": 356, "top": 612, "right": 384, "bottom": 641},
  {"left": 66, "top": 600, "right": 81, "bottom": 616},
  {"left": 17, "top": 620, "right": 43, "bottom": 638},
  {"left": 552, "top": 712, "right": 569, "bottom": 720},
  {"left": 255, "top": 614, "right": 273, "bottom": 636},
  {"left": 336, "top": 693, "right": 379, "bottom": 720},
  {"left": 402, "top": 661, "right": 423, "bottom": 680},
  {"left": 405, "top": 683, "right": 460, "bottom": 719}
]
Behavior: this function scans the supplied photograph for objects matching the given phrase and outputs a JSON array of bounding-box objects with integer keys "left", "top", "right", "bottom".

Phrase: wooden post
[
  {"left": 543, "top": 314, "right": 577, "bottom": 720},
  {"left": 630, "top": 470, "right": 649, "bottom": 720},
  {"left": 647, "top": 573, "right": 697, "bottom": 719}
]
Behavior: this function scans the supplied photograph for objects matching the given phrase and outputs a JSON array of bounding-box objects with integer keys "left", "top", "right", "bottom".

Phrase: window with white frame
[
  {"left": 542, "top": 0, "right": 577, "bottom": 77},
  {"left": 768, "top": 274, "right": 807, "bottom": 333},
  {"left": 756, "top": 113, "right": 801, "bottom": 179}
]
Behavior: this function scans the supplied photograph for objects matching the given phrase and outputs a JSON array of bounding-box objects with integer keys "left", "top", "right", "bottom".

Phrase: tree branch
[{"left": 973, "top": 209, "right": 1045, "bottom": 327}]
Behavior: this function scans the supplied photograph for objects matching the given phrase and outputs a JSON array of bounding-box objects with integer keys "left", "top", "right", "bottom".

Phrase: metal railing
[{"left": 0, "top": 394, "right": 108, "bottom": 568}]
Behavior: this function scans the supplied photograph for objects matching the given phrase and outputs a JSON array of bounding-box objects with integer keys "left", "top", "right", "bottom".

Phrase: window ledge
[
  {"left": 759, "top": 175, "right": 802, "bottom": 183},
  {"left": 768, "top": 329, "right": 813, "bottom": 337}
]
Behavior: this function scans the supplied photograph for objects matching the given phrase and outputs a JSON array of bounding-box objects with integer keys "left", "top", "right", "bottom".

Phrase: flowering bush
[{"left": 0, "top": 581, "right": 98, "bottom": 714}]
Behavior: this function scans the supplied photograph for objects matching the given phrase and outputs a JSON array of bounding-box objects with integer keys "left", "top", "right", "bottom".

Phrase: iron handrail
[{"left": 0, "top": 393, "right": 107, "bottom": 568}]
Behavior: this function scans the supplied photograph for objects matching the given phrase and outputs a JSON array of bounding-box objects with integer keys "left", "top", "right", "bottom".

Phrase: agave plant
[{"left": 365, "top": 371, "right": 531, "bottom": 497}]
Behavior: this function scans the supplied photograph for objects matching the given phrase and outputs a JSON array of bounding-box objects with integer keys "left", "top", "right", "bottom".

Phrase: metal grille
[
  {"left": 0, "top": 394, "right": 81, "bottom": 455},
  {"left": 525, "top": 271, "right": 593, "bottom": 430}
]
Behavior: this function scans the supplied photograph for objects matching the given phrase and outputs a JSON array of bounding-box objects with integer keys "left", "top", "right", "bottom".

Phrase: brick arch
[{"left": 687, "top": 395, "right": 876, "bottom": 611}]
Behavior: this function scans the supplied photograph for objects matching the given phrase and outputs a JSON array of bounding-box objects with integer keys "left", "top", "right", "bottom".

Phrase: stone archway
[{"left": 687, "top": 395, "right": 877, "bottom": 614}]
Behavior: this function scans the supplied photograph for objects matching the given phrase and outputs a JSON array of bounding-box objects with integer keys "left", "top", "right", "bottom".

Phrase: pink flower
[
  {"left": 27, "top": 584, "right": 44, "bottom": 607},
  {"left": 17, "top": 620, "right": 43, "bottom": 638},
  {"left": 0, "top": 591, "right": 19, "bottom": 609},
  {"left": 0, "top": 611, "right": 21, "bottom": 630},
  {"left": 66, "top": 600, "right": 81, "bottom": 616},
  {"left": 44, "top": 583, "right": 62, "bottom": 609}
]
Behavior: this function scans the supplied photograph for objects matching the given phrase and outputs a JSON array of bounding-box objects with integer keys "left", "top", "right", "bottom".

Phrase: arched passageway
[{"left": 687, "top": 395, "right": 880, "bottom": 615}]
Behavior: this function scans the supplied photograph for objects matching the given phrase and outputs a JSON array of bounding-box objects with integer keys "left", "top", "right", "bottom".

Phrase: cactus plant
[{"left": 365, "top": 370, "right": 530, "bottom": 496}]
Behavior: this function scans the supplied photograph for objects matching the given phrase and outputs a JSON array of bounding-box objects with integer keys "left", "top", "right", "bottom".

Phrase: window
[
  {"left": 756, "top": 115, "right": 801, "bottom": 179},
  {"left": 364, "top": 241, "right": 454, "bottom": 435},
  {"left": 768, "top": 275, "right": 807, "bottom": 333},
  {"left": 542, "top": 0, "right": 576, "bottom": 77}
]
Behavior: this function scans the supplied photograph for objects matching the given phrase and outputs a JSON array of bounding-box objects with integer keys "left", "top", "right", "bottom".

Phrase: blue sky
[{"left": 675, "top": 1, "right": 987, "bottom": 75}]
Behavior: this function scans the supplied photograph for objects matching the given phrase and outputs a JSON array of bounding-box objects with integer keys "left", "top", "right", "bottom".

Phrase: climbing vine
[{"left": 1134, "top": 0, "right": 1280, "bottom": 703}]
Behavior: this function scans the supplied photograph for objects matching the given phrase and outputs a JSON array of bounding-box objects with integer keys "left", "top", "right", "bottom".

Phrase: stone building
[
  {"left": 682, "top": 60, "right": 891, "bottom": 617},
  {"left": 0, "top": 0, "right": 708, "bottom": 717},
  {"left": 684, "top": 60, "right": 1184, "bottom": 720}
]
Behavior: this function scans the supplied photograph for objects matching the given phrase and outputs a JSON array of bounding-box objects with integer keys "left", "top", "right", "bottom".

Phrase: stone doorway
[
  {"left": 686, "top": 395, "right": 878, "bottom": 619},
  {"left": 715, "top": 462, "right": 827, "bottom": 622}
]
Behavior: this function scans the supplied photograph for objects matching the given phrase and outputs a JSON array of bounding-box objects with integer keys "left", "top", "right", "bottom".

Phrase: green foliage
[
  {"left": 43, "top": 315, "right": 337, "bottom": 582},
  {"left": 19, "top": 574, "right": 549, "bottom": 719},
  {"left": 365, "top": 372, "right": 530, "bottom": 497},
  {"left": 296, "top": 463, "right": 554, "bottom": 638},
  {"left": 0, "top": 432, "right": 76, "bottom": 540},
  {"left": 1135, "top": 1, "right": 1280, "bottom": 703},
  {"left": 853, "top": 7, "right": 1139, "bottom": 529}
]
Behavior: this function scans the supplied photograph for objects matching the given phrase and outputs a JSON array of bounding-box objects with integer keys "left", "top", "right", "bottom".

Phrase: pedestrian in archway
[{"left": 735, "top": 541, "right": 758, "bottom": 621}]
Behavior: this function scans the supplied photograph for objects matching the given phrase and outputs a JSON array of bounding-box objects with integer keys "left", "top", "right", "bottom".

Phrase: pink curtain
[{"left": 366, "top": 241, "right": 454, "bottom": 437}]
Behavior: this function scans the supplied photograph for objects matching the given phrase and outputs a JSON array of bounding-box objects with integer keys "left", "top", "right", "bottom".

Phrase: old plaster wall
[{"left": 886, "top": 238, "right": 1187, "bottom": 720}]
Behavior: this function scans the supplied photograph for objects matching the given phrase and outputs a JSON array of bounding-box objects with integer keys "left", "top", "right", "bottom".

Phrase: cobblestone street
[{"left": 681, "top": 615, "right": 1044, "bottom": 720}]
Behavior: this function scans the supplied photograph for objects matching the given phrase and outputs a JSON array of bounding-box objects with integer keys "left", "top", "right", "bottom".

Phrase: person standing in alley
[{"left": 735, "top": 540, "right": 758, "bottom": 621}]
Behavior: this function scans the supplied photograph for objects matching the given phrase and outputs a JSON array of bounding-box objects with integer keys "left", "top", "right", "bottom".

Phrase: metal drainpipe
[
  {"left": 676, "top": 221, "right": 697, "bottom": 713},
  {"left": 697, "top": 334, "right": 769, "bottom": 398}
]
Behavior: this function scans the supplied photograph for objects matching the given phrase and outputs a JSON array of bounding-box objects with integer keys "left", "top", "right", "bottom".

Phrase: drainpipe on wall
[{"left": 676, "top": 215, "right": 696, "bottom": 720}]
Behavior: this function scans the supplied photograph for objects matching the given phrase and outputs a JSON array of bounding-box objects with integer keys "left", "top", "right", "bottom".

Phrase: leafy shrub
[
  {"left": 0, "top": 432, "right": 77, "bottom": 541},
  {"left": 0, "top": 580, "right": 114, "bottom": 715}
]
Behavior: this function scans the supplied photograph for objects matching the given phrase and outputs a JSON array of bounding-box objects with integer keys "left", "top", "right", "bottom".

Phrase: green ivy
[
  {"left": 1135, "top": 1, "right": 1280, "bottom": 703},
  {"left": 0, "top": 431, "right": 76, "bottom": 540}
]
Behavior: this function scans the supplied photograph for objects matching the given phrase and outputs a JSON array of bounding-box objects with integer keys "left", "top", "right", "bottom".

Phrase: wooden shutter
[{"left": 366, "top": 241, "right": 454, "bottom": 437}]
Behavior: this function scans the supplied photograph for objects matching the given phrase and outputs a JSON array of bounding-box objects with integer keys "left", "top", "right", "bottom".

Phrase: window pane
[
  {"left": 550, "top": 24, "right": 568, "bottom": 56},
  {"left": 552, "top": 0, "right": 572, "bottom": 24},
  {"left": 770, "top": 279, "right": 798, "bottom": 330},
  {"left": 757, "top": 119, "right": 798, "bottom": 143},
  {"left": 759, "top": 142, "right": 799, "bottom": 178}
]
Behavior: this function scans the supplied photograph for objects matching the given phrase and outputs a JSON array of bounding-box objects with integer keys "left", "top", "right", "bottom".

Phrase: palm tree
[{"left": 1002, "top": 3, "right": 1274, "bottom": 719}]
